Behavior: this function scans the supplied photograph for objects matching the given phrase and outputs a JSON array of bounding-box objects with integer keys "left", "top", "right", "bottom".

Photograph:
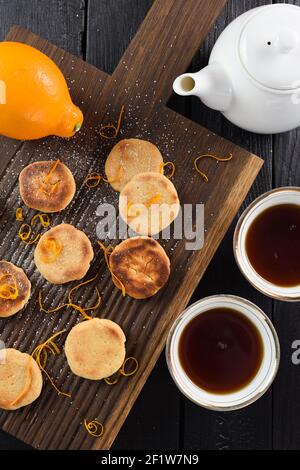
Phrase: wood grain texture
[
  {"left": 115, "top": 355, "right": 181, "bottom": 450},
  {"left": 0, "top": 0, "right": 85, "bottom": 55},
  {"left": 272, "top": 131, "right": 300, "bottom": 449},
  {"left": 87, "top": 0, "right": 153, "bottom": 73},
  {"left": 86, "top": 1, "right": 182, "bottom": 450},
  {"left": 180, "top": 0, "right": 274, "bottom": 450},
  {"left": 272, "top": 0, "right": 300, "bottom": 449},
  {"left": 0, "top": 0, "right": 86, "bottom": 450},
  {"left": 2, "top": 0, "right": 299, "bottom": 452},
  {"left": 0, "top": 0, "right": 263, "bottom": 450}
]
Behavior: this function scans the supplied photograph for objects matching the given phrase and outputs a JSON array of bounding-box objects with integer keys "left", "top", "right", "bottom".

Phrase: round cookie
[
  {"left": 119, "top": 172, "right": 180, "bottom": 236},
  {"left": 65, "top": 318, "right": 126, "bottom": 380},
  {"left": 2, "top": 356, "right": 43, "bottom": 410},
  {"left": 0, "top": 260, "right": 31, "bottom": 318},
  {"left": 110, "top": 236, "right": 170, "bottom": 299},
  {"left": 105, "top": 138, "right": 163, "bottom": 192},
  {"left": 0, "top": 348, "right": 31, "bottom": 409},
  {"left": 19, "top": 160, "right": 76, "bottom": 212},
  {"left": 34, "top": 224, "right": 94, "bottom": 284}
]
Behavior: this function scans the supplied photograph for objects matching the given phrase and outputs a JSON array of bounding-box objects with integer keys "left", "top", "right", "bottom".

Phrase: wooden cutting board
[{"left": 0, "top": 0, "right": 263, "bottom": 450}]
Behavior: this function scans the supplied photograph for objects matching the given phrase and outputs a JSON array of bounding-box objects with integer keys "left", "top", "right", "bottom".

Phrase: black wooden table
[{"left": 0, "top": 0, "right": 299, "bottom": 451}]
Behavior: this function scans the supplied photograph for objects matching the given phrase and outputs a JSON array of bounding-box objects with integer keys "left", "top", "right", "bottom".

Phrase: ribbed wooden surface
[{"left": 0, "top": 0, "right": 263, "bottom": 450}]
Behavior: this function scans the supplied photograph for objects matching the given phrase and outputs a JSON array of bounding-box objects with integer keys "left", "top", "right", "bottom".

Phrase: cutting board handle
[{"left": 113, "top": 0, "right": 227, "bottom": 106}]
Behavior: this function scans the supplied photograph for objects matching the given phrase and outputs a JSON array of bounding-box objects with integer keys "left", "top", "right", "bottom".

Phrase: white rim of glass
[
  {"left": 234, "top": 187, "right": 300, "bottom": 301},
  {"left": 166, "top": 295, "right": 280, "bottom": 411}
]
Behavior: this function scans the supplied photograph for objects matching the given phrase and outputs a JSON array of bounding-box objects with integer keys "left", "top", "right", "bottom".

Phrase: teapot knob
[{"left": 275, "top": 28, "right": 299, "bottom": 54}]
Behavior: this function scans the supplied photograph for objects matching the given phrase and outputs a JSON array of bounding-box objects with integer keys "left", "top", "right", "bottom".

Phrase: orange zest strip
[
  {"left": 39, "top": 237, "right": 62, "bottom": 264},
  {"left": 120, "top": 357, "right": 139, "bottom": 377},
  {"left": 15, "top": 208, "right": 24, "bottom": 221},
  {"left": 126, "top": 194, "right": 161, "bottom": 221},
  {"left": 18, "top": 213, "right": 51, "bottom": 246},
  {"left": 69, "top": 304, "right": 92, "bottom": 321},
  {"left": 103, "top": 375, "right": 120, "bottom": 385},
  {"left": 84, "top": 419, "right": 104, "bottom": 438},
  {"left": 39, "top": 181, "right": 60, "bottom": 196},
  {"left": 18, "top": 223, "right": 31, "bottom": 241},
  {"left": 68, "top": 275, "right": 101, "bottom": 312},
  {"left": 38, "top": 291, "right": 69, "bottom": 314},
  {"left": 84, "top": 165, "right": 123, "bottom": 188},
  {"left": 97, "top": 241, "right": 126, "bottom": 296},
  {"left": 31, "top": 329, "right": 71, "bottom": 398},
  {"left": 39, "top": 160, "right": 61, "bottom": 195},
  {"left": 0, "top": 274, "right": 18, "bottom": 300},
  {"left": 18, "top": 213, "right": 50, "bottom": 246},
  {"left": 160, "top": 161, "right": 176, "bottom": 179},
  {"left": 38, "top": 290, "right": 92, "bottom": 320},
  {"left": 18, "top": 224, "right": 41, "bottom": 245},
  {"left": 38, "top": 276, "right": 101, "bottom": 320},
  {"left": 24, "top": 233, "right": 41, "bottom": 245},
  {"left": 43, "top": 160, "right": 60, "bottom": 183},
  {"left": 145, "top": 194, "right": 161, "bottom": 207},
  {"left": 193, "top": 152, "right": 233, "bottom": 183},
  {"left": 84, "top": 173, "right": 102, "bottom": 188},
  {"left": 98, "top": 105, "right": 125, "bottom": 139},
  {"left": 38, "top": 291, "right": 92, "bottom": 320},
  {"left": 104, "top": 357, "right": 139, "bottom": 385},
  {"left": 31, "top": 213, "right": 51, "bottom": 228}
]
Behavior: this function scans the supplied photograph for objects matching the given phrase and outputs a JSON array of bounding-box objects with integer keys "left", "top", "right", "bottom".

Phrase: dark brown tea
[
  {"left": 178, "top": 308, "right": 264, "bottom": 394},
  {"left": 246, "top": 204, "right": 300, "bottom": 287}
]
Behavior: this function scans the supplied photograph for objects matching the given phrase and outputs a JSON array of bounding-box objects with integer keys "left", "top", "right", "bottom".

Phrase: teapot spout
[{"left": 173, "top": 63, "right": 232, "bottom": 112}]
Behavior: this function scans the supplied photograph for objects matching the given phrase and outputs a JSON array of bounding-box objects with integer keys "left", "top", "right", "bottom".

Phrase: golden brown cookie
[
  {"left": 0, "top": 260, "right": 31, "bottom": 318},
  {"left": 34, "top": 224, "right": 94, "bottom": 284},
  {"left": 19, "top": 160, "right": 76, "bottom": 213},
  {"left": 119, "top": 172, "right": 180, "bottom": 235},
  {"left": 105, "top": 138, "right": 163, "bottom": 191},
  {"left": 110, "top": 236, "right": 170, "bottom": 299},
  {"left": 0, "top": 348, "right": 31, "bottom": 409},
  {"left": 65, "top": 318, "right": 126, "bottom": 380},
  {"left": 2, "top": 356, "right": 43, "bottom": 410}
]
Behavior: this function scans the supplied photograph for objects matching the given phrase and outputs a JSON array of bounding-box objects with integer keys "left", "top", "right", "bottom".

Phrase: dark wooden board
[
  {"left": 0, "top": 0, "right": 263, "bottom": 450},
  {"left": 86, "top": 0, "right": 183, "bottom": 451}
]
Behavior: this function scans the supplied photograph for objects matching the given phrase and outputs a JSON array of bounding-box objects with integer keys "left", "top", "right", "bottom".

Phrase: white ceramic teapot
[{"left": 173, "top": 3, "right": 300, "bottom": 134}]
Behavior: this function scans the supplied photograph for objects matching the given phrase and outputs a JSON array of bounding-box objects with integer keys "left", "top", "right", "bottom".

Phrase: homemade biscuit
[
  {"left": 105, "top": 139, "right": 163, "bottom": 191},
  {"left": 65, "top": 318, "right": 126, "bottom": 380},
  {"left": 0, "top": 260, "right": 31, "bottom": 318},
  {"left": 119, "top": 172, "right": 180, "bottom": 235},
  {"left": 0, "top": 348, "right": 31, "bottom": 409},
  {"left": 2, "top": 356, "right": 43, "bottom": 410},
  {"left": 34, "top": 224, "right": 94, "bottom": 284},
  {"left": 19, "top": 160, "right": 76, "bottom": 212},
  {"left": 109, "top": 236, "right": 170, "bottom": 299}
]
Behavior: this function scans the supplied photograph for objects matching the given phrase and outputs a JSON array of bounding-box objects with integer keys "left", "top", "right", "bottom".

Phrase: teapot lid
[{"left": 239, "top": 4, "right": 300, "bottom": 90}]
